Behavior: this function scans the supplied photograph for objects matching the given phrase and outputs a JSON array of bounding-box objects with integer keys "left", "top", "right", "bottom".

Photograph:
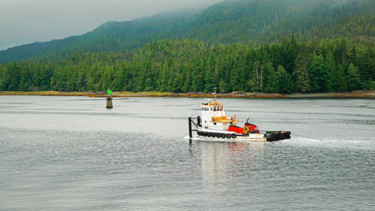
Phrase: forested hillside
[
  {"left": 1, "top": 38, "right": 374, "bottom": 93},
  {"left": 0, "top": 0, "right": 374, "bottom": 62},
  {"left": 0, "top": 0, "right": 374, "bottom": 93}
]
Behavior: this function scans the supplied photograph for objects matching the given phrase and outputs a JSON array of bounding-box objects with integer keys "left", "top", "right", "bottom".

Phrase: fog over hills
[
  {"left": 0, "top": 0, "right": 221, "bottom": 50},
  {"left": 0, "top": 0, "right": 374, "bottom": 62}
]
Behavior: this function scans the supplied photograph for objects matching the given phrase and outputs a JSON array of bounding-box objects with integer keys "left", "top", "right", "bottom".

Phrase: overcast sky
[{"left": 0, "top": 0, "right": 222, "bottom": 50}]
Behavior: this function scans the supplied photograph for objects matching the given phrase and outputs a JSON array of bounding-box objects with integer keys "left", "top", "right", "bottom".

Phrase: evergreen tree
[
  {"left": 325, "top": 52, "right": 338, "bottom": 91},
  {"left": 248, "top": 61, "right": 262, "bottom": 92},
  {"left": 347, "top": 63, "right": 362, "bottom": 91},
  {"left": 172, "top": 63, "right": 184, "bottom": 92},
  {"left": 191, "top": 55, "right": 205, "bottom": 92},
  {"left": 0, "top": 64, "right": 10, "bottom": 91},
  {"left": 219, "top": 79, "right": 227, "bottom": 93},
  {"left": 309, "top": 54, "right": 331, "bottom": 92},
  {"left": 336, "top": 64, "right": 348, "bottom": 92},
  {"left": 294, "top": 53, "right": 311, "bottom": 93},
  {"left": 182, "top": 63, "right": 192, "bottom": 92},
  {"left": 230, "top": 55, "right": 243, "bottom": 92},
  {"left": 204, "top": 52, "right": 217, "bottom": 93},
  {"left": 264, "top": 62, "right": 279, "bottom": 93},
  {"left": 277, "top": 65, "right": 294, "bottom": 93}
]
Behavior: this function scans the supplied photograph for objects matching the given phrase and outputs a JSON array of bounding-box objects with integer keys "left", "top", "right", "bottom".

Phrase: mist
[{"left": 0, "top": 0, "right": 222, "bottom": 50}]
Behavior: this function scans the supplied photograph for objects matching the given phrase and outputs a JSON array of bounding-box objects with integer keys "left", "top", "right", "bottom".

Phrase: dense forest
[
  {"left": 1, "top": 38, "right": 374, "bottom": 93},
  {"left": 0, "top": 0, "right": 374, "bottom": 93}
]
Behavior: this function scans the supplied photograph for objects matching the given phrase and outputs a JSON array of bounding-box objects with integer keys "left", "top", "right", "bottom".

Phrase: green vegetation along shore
[
  {"left": 1, "top": 38, "right": 374, "bottom": 94},
  {"left": 1, "top": 91, "right": 375, "bottom": 99}
]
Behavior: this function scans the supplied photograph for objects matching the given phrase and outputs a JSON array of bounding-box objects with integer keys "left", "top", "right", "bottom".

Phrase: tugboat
[{"left": 188, "top": 90, "right": 291, "bottom": 142}]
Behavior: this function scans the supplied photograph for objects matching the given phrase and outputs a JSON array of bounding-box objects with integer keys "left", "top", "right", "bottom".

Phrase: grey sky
[{"left": 0, "top": 0, "right": 222, "bottom": 50}]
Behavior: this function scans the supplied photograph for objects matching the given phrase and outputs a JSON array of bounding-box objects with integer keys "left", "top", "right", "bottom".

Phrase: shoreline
[{"left": 1, "top": 91, "right": 375, "bottom": 99}]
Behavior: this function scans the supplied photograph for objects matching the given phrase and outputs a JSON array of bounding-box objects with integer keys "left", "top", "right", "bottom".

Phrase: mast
[{"left": 214, "top": 87, "right": 217, "bottom": 103}]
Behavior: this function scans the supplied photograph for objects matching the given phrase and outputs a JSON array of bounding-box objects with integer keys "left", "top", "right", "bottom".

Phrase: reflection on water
[
  {"left": 200, "top": 141, "right": 265, "bottom": 194},
  {"left": 202, "top": 142, "right": 229, "bottom": 188}
]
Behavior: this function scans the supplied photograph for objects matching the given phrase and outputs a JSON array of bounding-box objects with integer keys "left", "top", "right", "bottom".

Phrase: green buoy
[{"left": 106, "top": 89, "right": 113, "bottom": 109}]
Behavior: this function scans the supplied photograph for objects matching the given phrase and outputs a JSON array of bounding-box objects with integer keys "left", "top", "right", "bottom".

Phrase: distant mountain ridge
[{"left": 1, "top": 0, "right": 374, "bottom": 62}]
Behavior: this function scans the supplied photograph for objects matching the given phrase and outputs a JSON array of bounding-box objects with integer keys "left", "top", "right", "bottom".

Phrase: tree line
[{"left": 0, "top": 38, "right": 374, "bottom": 93}]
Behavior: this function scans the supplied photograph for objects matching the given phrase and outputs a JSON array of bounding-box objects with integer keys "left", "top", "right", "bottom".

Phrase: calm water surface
[{"left": 0, "top": 96, "right": 374, "bottom": 210}]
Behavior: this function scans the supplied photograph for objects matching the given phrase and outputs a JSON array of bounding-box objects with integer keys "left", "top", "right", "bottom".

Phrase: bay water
[{"left": 0, "top": 96, "right": 374, "bottom": 210}]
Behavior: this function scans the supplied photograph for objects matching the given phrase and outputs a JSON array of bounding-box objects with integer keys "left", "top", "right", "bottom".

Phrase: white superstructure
[{"left": 201, "top": 100, "right": 236, "bottom": 131}]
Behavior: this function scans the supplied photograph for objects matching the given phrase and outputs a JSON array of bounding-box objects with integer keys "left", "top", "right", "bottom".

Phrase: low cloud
[{"left": 0, "top": 0, "right": 221, "bottom": 50}]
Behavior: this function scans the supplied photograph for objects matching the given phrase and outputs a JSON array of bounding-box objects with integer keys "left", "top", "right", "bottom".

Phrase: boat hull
[
  {"left": 196, "top": 135, "right": 267, "bottom": 143},
  {"left": 187, "top": 116, "right": 291, "bottom": 143},
  {"left": 194, "top": 128, "right": 290, "bottom": 142}
]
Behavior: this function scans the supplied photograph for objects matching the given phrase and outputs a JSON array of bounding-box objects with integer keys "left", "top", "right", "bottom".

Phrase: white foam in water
[{"left": 285, "top": 136, "right": 374, "bottom": 151}]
